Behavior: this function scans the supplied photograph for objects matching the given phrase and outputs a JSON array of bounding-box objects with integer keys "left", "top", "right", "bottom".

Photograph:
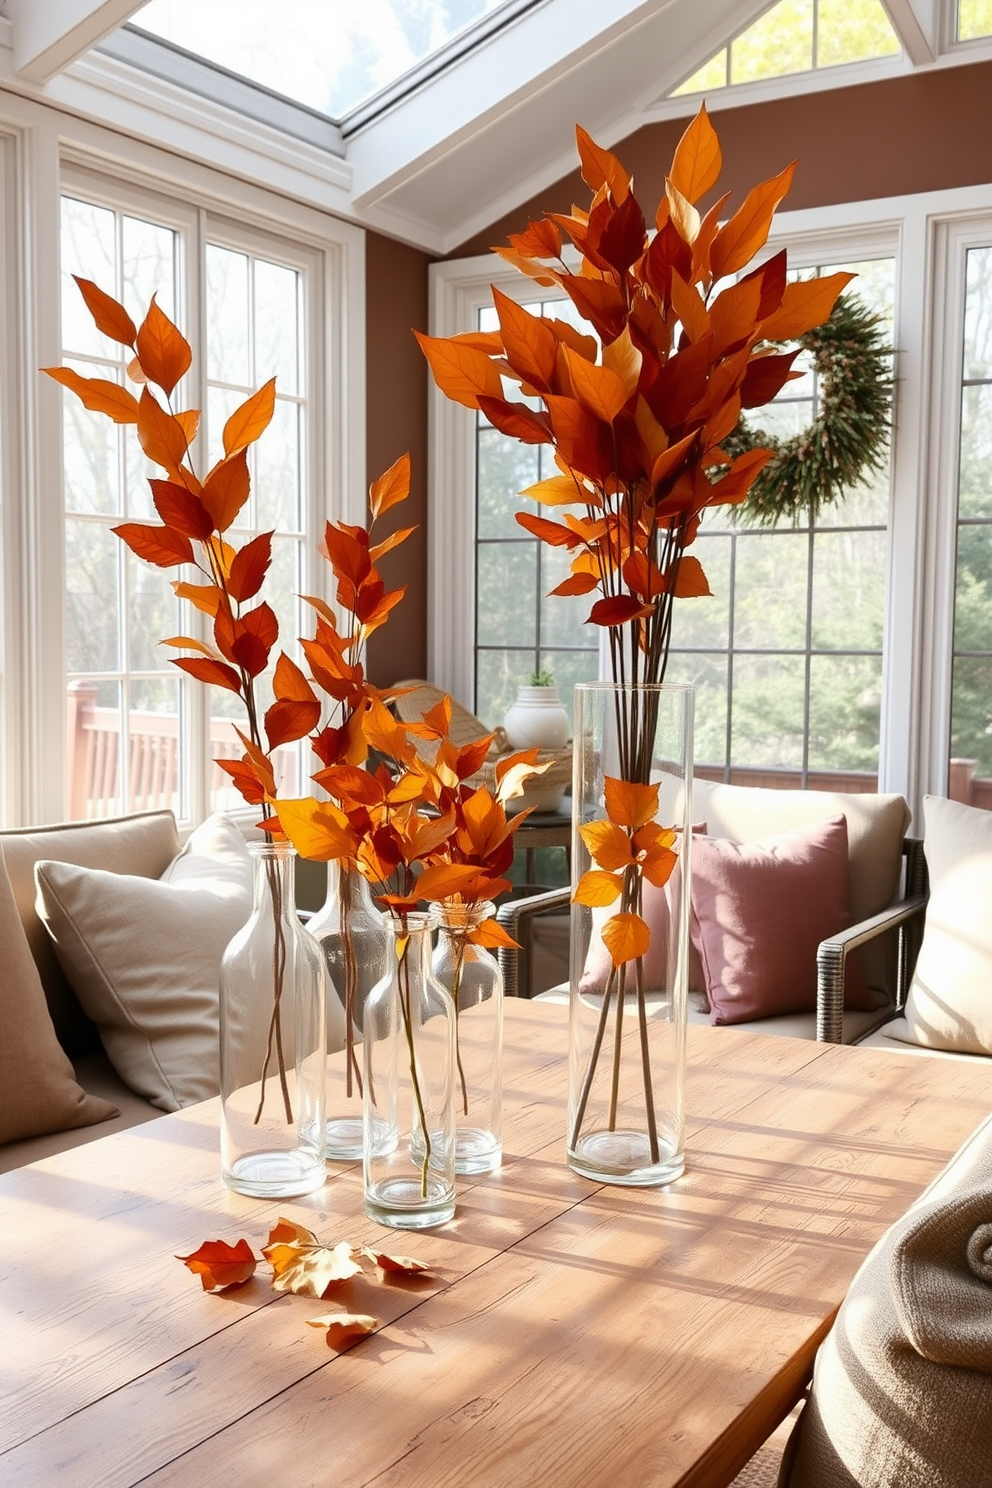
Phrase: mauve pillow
[{"left": 690, "top": 816, "right": 873, "bottom": 1025}]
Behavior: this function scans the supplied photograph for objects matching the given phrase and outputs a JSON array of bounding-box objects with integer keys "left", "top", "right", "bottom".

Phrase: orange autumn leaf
[
  {"left": 562, "top": 349, "right": 629, "bottom": 424},
  {"left": 414, "top": 330, "right": 504, "bottom": 410},
  {"left": 369, "top": 451, "right": 411, "bottom": 520},
  {"left": 136, "top": 387, "right": 189, "bottom": 476},
  {"left": 605, "top": 777, "right": 659, "bottom": 831},
  {"left": 469, "top": 917, "right": 520, "bottom": 951},
  {"left": 173, "top": 655, "right": 242, "bottom": 693},
  {"left": 519, "top": 473, "right": 584, "bottom": 507},
  {"left": 515, "top": 510, "right": 586, "bottom": 549},
  {"left": 360, "top": 1247, "right": 430, "bottom": 1275},
  {"left": 549, "top": 571, "right": 598, "bottom": 597},
  {"left": 223, "top": 377, "right": 277, "bottom": 457},
  {"left": 201, "top": 450, "right": 251, "bottom": 532},
  {"left": 574, "top": 868, "right": 624, "bottom": 908},
  {"left": 575, "top": 124, "right": 630, "bottom": 203},
  {"left": 264, "top": 697, "right": 321, "bottom": 750},
  {"left": 307, "top": 1312, "right": 379, "bottom": 1350},
  {"left": 602, "top": 910, "right": 651, "bottom": 967},
  {"left": 112, "top": 521, "right": 194, "bottom": 569},
  {"left": 173, "top": 579, "right": 222, "bottom": 616},
  {"left": 587, "top": 595, "right": 654, "bottom": 627},
  {"left": 178, "top": 1237, "right": 257, "bottom": 1292},
  {"left": 273, "top": 652, "right": 318, "bottom": 703},
  {"left": 277, "top": 796, "right": 357, "bottom": 861},
  {"left": 668, "top": 103, "right": 722, "bottom": 206},
  {"left": 227, "top": 531, "right": 273, "bottom": 603},
  {"left": 42, "top": 365, "right": 139, "bottom": 424},
  {"left": 579, "top": 819, "right": 634, "bottom": 871},
  {"left": 710, "top": 162, "right": 797, "bottom": 280},
  {"left": 73, "top": 276, "right": 137, "bottom": 346},
  {"left": 369, "top": 523, "right": 417, "bottom": 562},
  {"left": 135, "top": 295, "right": 192, "bottom": 396},
  {"left": 492, "top": 285, "right": 558, "bottom": 391},
  {"left": 757, "top": 271, "right": 854, "bottom": 342},
  {"left": 150, "top": 479, "right": 214, "bottom": 539},
  {"left": 668, "top": 554, "right": 711, "bottom": 598}
]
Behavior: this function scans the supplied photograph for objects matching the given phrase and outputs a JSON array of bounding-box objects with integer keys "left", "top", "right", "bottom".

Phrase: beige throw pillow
[
  {"left": 35, "top": 814, "right": 252, "bottom": 1112},
  {"left": 0, "top": 848, "right": 118, "bottom": 1144},
  {"left": 884, "top": 794, "right": 992, "bottom": 1057}
]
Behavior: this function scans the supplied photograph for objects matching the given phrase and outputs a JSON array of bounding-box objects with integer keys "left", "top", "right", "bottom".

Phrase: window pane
[
  {"left": 478, "top": 429, "right": 539, "bottom": 539},
  {"left": 540, "top": 545, "right": 597, "bottom": 647},
  {"left": 538, "top": 649, "right": 599, "bottom": 733},
  {"left": 206, "top": 244, "right": 251, "bottom": 385},
  {"left": 672, "top": 49, "right": 728, "bottom": 95},
  {"left": 255, "top": 398, "right": 302, "bottom": 531},
  {"left": 674, "top": 535, "right": 731, "bottom": 649},
  {"left": 477, "top": 543, "right": 537, "bottom": 647},
  {"left": 123, "top": 216, "right": 177, "bottom": 323},
  {"left": 255, "top": 260, "right": 301, "bottom": 396},
  {"left": 63, "top": 384, "right": 120, "bottom": 516},
  {"left": 951, "top": 655, "right": 992, "bottom": 774},
  {"left": 954, "top": 525, "right": 992, "bottom": 652},
  {"left": 958, "top": 0, "right": 992, "bottom": 40},
  {"left": 61, "top": 198, "right": 117, "bottom": 359},
  {"left": 816, "top": 0, "right": 899, "bottom": 67},
  {"left": 811, "top": 529, "right": 885, "bottom": 650},
  {"left": 963, "top": 246, "right": 992, "bottom": 379},
  {"left": 68, "top": 679, "right": 122, "bottom": 819},
  {"left": 808, "top": 654, "right": 881, "bottom": 772},
  {"left": 65, "top": 519, "right": 121, "bottom": 672},
  {"left": 666, "top": 653, "right": 728, "bottom": 770},
  {"left": 731, "top": 0, "right": 813, "bottom": 83},
  {"left": 476, "top": 649, "right": 527, "bottom": 730},
  {"left": 731, "top": 654, "right": 806, "bottom": 769},
  {"left": 127, "top": 677, "right": 182, "bottom": 816},
  {"left": 128, "top": 550, "right": 180, "bottom": 672},
  {"left": 957, "top": 387, "right": 992, "bottom": 520},
  {"left": 732, "top": 532, "right": 809, "bottom": 649}
]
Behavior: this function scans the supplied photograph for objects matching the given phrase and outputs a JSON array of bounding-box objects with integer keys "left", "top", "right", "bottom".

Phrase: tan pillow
[
  {"left": 35, "top": 814, "right": 252, "bottom": 1112},
  {"left": 784, "top": 1111, "right": 992, "bottom": 1487},
  {"left": 0, "top": 810, "right": 181, "bottom": 1052},
  {"left": 691, "top": 782, "right": 910, "bottom": 1002},
  {"left": 0, "top": 847, "right": 118, "bottom": 1144},
  {"left": 884, "top": 795, "right": 992, "bottom": 1057}
]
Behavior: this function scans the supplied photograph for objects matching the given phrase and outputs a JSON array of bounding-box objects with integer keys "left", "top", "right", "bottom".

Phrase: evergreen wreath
[{"left": 723, "top": 293, "right": 893, "bottom": 527}]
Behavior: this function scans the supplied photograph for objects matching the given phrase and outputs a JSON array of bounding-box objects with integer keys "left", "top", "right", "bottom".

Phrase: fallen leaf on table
[
  {"left": 307, "top": 1312, "right": 380, "bottom": 1350},
  {"left": 360, "top": 1246, "right": 431, "bottom": 1276},
  {"left": 263, "top": 1218, "right": 363, "bottom": 1298},
  {"left": 177, "top": 1238, "right": 257, "bottom": 1292}
]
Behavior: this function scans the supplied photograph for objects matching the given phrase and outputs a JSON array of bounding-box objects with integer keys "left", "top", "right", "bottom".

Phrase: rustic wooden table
[{"left": 3, "top": 1001, "right": 991, "bottom": 1488}]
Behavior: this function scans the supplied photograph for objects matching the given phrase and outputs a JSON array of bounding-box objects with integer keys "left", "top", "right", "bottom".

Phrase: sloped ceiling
[{"left": 0, "top": 0, "right": 965, "bottom": 252}]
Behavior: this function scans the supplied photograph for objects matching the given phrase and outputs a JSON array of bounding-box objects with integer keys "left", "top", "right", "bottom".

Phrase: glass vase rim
[
  {"left": 430, "top": 899, "right": 496, "bottom": 929},
  {"left": 381, "top": 908, "right": 433, "bottom": 932},
  {"left": 574, "top": 680, "right": 694, "bottom": 695},
  {"left": 247, "top": 839, "right": 298, "bottom": 859}
]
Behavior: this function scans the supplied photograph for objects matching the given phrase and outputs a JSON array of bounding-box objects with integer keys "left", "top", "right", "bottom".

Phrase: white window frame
[
  {"left": 0, "top": 88, "right": 366, "bottom": 829},
  {"left": 428, "top": 181, "right": 992, "bottom": 826}
]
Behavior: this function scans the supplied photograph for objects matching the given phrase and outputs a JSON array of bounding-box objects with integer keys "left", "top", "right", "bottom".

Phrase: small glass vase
[
  {"left": 431, "top": 900, "right": 502, "bottom": 1174},
  {"left": 569, "top": 681, "right": 693, "bottom": 1187},
  {"left": 363, "top": 911, "right": 456, "bottom": 1229},
  {"left": 219, "top": 841, "right": 326, "bottom": 1198},
  {"left": 307, "top": 862, "right": 390, "bottom": 1161}
]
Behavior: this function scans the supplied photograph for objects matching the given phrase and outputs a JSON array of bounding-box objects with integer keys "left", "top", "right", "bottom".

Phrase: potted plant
[{"left": 502, "top": 667, "right": 571, "bottom": 751}]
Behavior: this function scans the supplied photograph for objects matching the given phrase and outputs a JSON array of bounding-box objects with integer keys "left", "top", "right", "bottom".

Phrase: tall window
[
  {"left": 667, "top": 256, "right": 895, "bottom": 790},
  {"left": 957, "top": 0, "right": 992, "bottom": 40},
  {"left": 949, "top": 245, "right": 992, "bottom": 810},
  {"left": 474, "top": 297, "right": 598, "bottom": 730},
  {"left": 59, "top": 185, "right": 316, "bottom": 821},
  {"left": 673, "top": 0, "right": 899, "bottom": 96}
]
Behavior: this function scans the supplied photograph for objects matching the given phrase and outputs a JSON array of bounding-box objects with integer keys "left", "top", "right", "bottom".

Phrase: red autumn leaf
[
  {"left": 136, "top": 387, "right": 190, "bottom": 476},
  {"left": 369, "top": 451, "right": 411, "bottom": 520},
  {"left": 596, "top": 193, "right": 647, "bottom": 276},
  {"left": 172, "top": 655, "right": 243, "bottom": 693},
  {"left": 42, "top": 366, "right": 139, "bottom": 424},
  {"left": 227, "top": 531, "right": 274, "bottom": 602},
  {"left": 150, "top": 479, "right": 214, "bottom": 539},
  {"left": 602, "top": 911, "right": 651, "bottom": 967},
  {"left": 324, "top": 522, "right": 372, "bottom": 598},
  {"left": 668, "top": 102, "right": 722, "bottom": 206},
  {"left": 414, "top": 330, "right": 504, "bottom": 410},
  {"left": 492, "top": 285, "right": 558, "bottom": 390},
  {"left": 231, "top": 603, "right": 278, "bottom": 676},
  {"left": 201, "top": 450, "right": 251, "bottom": 533},
  {"left": 710, "top": 162, "right": 797, "bottom": 280},
  {"left": 741, "top": 247, "right": 789, "bottom": 321},
  {"left": 178, "top": 1237, "right": 257, "bottom": 1292},
  {"left": 135, "top": 296, "right": 192, "bottom": 396},
  {"left": 215, "top": 756, "right": 269, "bottom": 804},
  {"left": 112, "top": 521, "right": 194, "bottom": 568},
  {"left": 605, "top": 777, "right": 659, "bottom": 830},
  {"left": 587, "top": 594, "right": 654, "bottom": 627},
  {"left": 264, "top": 698, "right": 321, "bottom": 750},
  {"left": 544, "top": 394, "right": 614, "bottom": 484},
  {"left": 557, "top": 274, "right": 628, "bottom": 344},
  {"left": 706, "top": 447, "right": 775, "bottom": 507},
  {"left": 223, "top": 377, "right": 277, "bottom": 457},
  {"left": 73, "top": 276, "right": 137, "bottom": 346},
  {"left": 476, "top": 396, "right": 549, "bottom": 444},
  {"left": 739, "top": 349, "right": 801, "bottom": 408}
]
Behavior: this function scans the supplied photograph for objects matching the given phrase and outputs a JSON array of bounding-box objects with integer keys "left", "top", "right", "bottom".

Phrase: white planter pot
[{"left": 502, "top": 686, "right": 571, "bottom": 750}]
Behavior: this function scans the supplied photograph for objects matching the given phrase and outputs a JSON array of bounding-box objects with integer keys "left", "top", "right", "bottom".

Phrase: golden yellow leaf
[
  {"left": 307, "top": 1312, "right": 379, "bottom": 1350},
  {"left": 604, "top": 777, "right": 659, "bottom": 830},
  {"left": 573, "top": 869, "right": 624, "bottom": 908},
  {"left": 579, "top": 819, "right": 633, "bottom": 871},
  {"left": 222, "top": 377, "right": 276, "bottom": 457},
  {"left": 518, "top": 474, "right": 585, "bottom": 507},
  {"left": 360, "top": 1247, "right": 431, "bottom": 1275},
  {"left": 602, "top": 911, "right": 650, "bottom": 967}
]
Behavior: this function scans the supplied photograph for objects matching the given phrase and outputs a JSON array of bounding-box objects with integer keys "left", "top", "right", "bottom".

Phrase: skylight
[
  {"left": 132, "top": 0, "right": 515, "bottom": 120},
  {"left": 673, "top": 0, "right": 900, "bottom": 96}
]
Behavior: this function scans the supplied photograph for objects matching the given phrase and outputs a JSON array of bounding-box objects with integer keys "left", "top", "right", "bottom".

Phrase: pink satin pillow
[{"left": 689, "top": 815, "right": 873, "bottom": 1025}]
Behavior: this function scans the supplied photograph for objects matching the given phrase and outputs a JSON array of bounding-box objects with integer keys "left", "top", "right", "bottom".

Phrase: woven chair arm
[
  {"left": 816, "top": 894, "right": 929, "bottom": 1044},
  {"left": 496, "top": 887, "right": 571, "bottom": 998}
]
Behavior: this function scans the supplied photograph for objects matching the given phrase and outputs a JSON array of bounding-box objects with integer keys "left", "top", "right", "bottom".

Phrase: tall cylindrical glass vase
[
  {"left": 220, "top": 841, "right": 326, "bottom": 1198},
  {"left": 568, "top": 682, "right": 693, "bottom": 1187},
  {"left": 431, "top": 900, "right": 503, "bottom": 1174}
]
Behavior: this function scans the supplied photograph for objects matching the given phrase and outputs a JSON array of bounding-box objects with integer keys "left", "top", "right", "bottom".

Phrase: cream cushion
[
  {"left": 784, "top": 1111, "right": 992, "bottom": 1487},
  {"left": 35, "top": 814, "right": 252, "bottom": 1112},
  {"left": 0, "top": 848, "right": 118, "bottom": 1143},
  {"left": 883, "top": 794, "right": 992, "bottom": 1057},
  {"left": 691, "top": 782, "right": 910, "bottom": 1002}
]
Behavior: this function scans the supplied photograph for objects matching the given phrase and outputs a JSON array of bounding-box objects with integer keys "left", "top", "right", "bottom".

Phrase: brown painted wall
[
  {"left": 364, "top": 229, "right": 431, "bottom": 685},
  {"left": 375, "top": 59, "right": 992, "bottom": 679}
]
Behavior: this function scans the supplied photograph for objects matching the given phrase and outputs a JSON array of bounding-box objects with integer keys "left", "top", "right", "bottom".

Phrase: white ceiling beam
[
  {"left": 7, "top": 0, "right": 145, "bottom": 84},
  {"left": 879, "top": 0, "right": 937, "bottom": 66}
]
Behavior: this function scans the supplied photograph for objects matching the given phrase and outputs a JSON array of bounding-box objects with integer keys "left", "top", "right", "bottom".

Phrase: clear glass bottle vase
[
  {"left": 363, "top": 911, "right": 456, "bottom": 1229},
  {"left": 569, "top": 681, "right": 693, "bottom": 1187},
  {"left": 307, "top": 861, "right": 390, "bottom": 1161},
  {"left": 431, "top": 900, "right": 503, "bottom": 1174},
  {"left": 219, "top": 841, "right": 326, "bottom": 1198}
]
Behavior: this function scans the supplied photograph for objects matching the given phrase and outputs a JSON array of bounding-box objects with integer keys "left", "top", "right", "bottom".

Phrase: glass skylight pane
[
  {"left": 672, "top": 49, "right": 728, "bottom": 96},
  {"left": 134, "top": 0, "right": 510, "bottom": 118},
  {"left": 816, "top": 0, "right": 900, "bottom": 66},
  {"left": 958, "top": 0, "right": 992, "bottom": 39},
  {"left": 731, "top": 0, "right": 814, "bottom": 84}
]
